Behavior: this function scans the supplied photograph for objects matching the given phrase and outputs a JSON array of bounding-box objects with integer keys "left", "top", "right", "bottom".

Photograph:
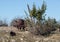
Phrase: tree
[
  {"left": 25, "top": 1, "right": 47, "bottom": 23},
  {"left": 36, "top": 2, "right": 46, "bottom": 22}
]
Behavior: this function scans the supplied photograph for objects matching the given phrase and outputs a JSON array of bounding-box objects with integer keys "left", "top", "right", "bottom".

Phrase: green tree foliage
[
  {"left": 26, "top": 1, "right": 46, "bottom": 23},
  {"left": 36, "top": 2, "right": 46, "bottom": 21}
]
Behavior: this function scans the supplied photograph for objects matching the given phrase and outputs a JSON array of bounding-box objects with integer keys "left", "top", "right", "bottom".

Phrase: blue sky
[{"left": 0, "top": 0, "right": 60, "bottom": 23}]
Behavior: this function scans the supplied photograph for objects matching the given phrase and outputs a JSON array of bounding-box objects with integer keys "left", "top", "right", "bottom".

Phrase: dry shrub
[
  {"left": 27, "top": 18, "right": 58, "bottom": 36},
  {"left": 41, "top": 19, "right": 57, "bottom": 35},
  {"left": 24, "top": 17, "right": 37, "bottom": 31},
  {"left": 10, "top": 18, "right": 26, "bottom": 30},
  {"left": 0, "top": 20, "right": 8, "bottom": 27}
]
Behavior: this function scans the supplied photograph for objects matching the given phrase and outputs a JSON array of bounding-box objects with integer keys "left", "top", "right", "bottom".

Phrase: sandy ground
[{"left": 0, "top": 27, "right": 60, "bottom": 42}]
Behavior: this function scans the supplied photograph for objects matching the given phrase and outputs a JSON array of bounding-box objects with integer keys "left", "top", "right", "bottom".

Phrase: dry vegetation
[
  {"left": 0, "top": 27, "right": 60, "bottom": 42},
  {"left": 0, "top": 18, "right": 60, "bottom": 42},
  {"left": 0, "top": 1, "right": 60, "bottom": 42},
  {"left": 0, "top": 16, "right": 60, "bottom": 42}
]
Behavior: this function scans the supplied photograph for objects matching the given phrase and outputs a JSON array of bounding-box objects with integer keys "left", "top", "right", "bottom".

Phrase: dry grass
[{"left": 0, "top": 27, "right": 60, "bottom": 42}]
